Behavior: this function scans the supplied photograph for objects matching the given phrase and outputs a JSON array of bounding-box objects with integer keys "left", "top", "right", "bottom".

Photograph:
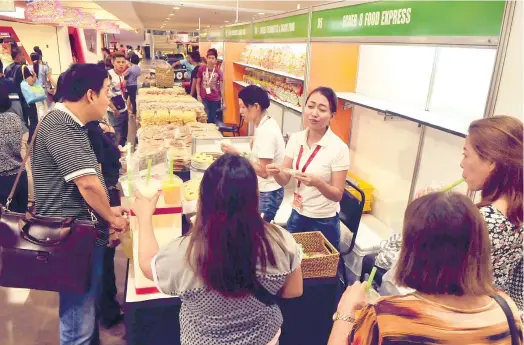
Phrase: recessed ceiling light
[
  {"left": 169, "top": 13, "right": 175, "bottom": 16},
  {"left": 173, "top": 7, "right": 180, "bottom": 10},
  {"left": 224, "top": 20, "right": 229, "bottom": 23},
  {"left": 166, "top": 18, "right": 171, "bottom": 20},
  {"left": 258, "top": 12, "right": 265, "bottom": 15}
]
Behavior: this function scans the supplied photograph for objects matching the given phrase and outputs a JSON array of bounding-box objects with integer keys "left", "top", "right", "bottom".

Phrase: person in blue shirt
[{"left": 172, "top": 54, "right": 195, "bottom": 73}]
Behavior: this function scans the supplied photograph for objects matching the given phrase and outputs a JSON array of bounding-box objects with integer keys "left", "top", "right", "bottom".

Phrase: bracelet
[{"left": 332, "top": 311, "right": 356, "bottom": 323}]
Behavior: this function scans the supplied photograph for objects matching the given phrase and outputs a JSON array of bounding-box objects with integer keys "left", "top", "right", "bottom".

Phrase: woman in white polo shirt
[
  {"left": 222, "top": 85, "right": 286, "bottom": 222},
  {"left": 267, "top": 87, "right": 349, "bottom": 249}
]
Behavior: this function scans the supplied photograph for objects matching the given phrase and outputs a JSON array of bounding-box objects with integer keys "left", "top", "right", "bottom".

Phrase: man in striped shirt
[{"left": 32, "top": 63, "right": 128, "bottom": 345}]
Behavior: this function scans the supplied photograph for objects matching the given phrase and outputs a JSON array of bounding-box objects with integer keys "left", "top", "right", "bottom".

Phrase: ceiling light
[
  {"left": 206, "top": 25, "right": 210, "bottom": 27},
  {"left": 258, "top": 12, "right": 265, "bottom": 15},
  {"left": 169, "top": 13, "right": 175, "bottom": 16},
  {"left": 297, "top": 4, "right": 301, "bottom": 9},
  {"left": 224, "top": 20, "right": 229, "bottom": 23},
  {"left": 173, "top": 7, "right": 180, "bottom": 10}
]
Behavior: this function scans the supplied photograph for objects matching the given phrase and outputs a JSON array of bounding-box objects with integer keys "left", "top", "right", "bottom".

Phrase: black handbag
[
  {"left": 491, "top": 294, "right": 521, "bottom": 345},
  {"left": 0, "top": 121, "right": 98, "bottom": 294}
]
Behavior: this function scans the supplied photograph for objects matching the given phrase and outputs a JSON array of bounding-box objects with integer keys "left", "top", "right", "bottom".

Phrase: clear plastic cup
[
  {"left": 135, "top": 179, "right": 161, "bottom": 199},
  {"left": 162, "top": 179, "right": 181, "bottom": 205},
  {"left": 367, "top": 288, "right": 381, "bottom": 305}
]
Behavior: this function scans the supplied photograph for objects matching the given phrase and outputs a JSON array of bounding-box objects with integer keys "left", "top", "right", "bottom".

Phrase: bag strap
[
  {"left": 491, "top": 294, "right": 520, "bottom": 345},
  {"left": 21, "top": 64, "right": 27, "bottom": 80},
  {"left": 6, "top": 119, "right": 43, "bottom": 210}
]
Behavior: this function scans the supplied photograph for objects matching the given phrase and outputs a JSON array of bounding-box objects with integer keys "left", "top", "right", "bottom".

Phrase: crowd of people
[{"left": 0, "top": 47, "right": 522, "bottom": 345}]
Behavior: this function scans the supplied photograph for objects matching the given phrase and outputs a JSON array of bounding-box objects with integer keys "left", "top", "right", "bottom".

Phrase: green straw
[
  {"left": 146, "top": 159, "right": 152, "bottom": 185},
  {"left": 168, "top": 158, "right": 174, "bottom": 181},
  {"left": 441, "top": 178, "right": 465, "bottom": 192},
  {"left": 367, "top": 267, "right": 377, "bottom": 292},
  {"left": 127, "top": 159, "right": 133, "bottom": 198}
]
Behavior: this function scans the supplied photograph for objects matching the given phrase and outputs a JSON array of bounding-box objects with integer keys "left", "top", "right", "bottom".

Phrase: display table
[{"left": 123, "top": 261, "right": 343, "bottom": 345}]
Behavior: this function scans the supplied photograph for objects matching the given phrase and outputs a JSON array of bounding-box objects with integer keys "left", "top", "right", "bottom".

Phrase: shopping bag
[{"left": 20, "top": 65, "right": 47, "bottom": 105}]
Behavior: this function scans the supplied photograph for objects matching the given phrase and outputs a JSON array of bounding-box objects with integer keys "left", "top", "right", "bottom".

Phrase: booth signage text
[
  {"left": 225, "top": 23, "right": 252, "bottom": 40},
  {"left": 311, "top": 1, "right": 505, "bottom": 38},
  {"left": 253, "top": 14, "right": 308, "bottom": 40}
]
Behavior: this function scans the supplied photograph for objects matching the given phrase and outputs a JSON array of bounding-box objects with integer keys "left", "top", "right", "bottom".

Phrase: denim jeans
[
  {"left": 111, "top": 110, "right": 129, "bottom": 147},
  {"left": 259, "top": 187, "right": 284, "bottom": 223},
  {"left": 59, "top": 245, "right": 104, "bottom": 345},
  {"left": 202, "top": 98, "right": 220, "bottom": 124},
  {"left": 126, "top": 85, "right": 138, "bottom": 115},
  {"left": 286, "top": 209, "right": 341, "bottom": 250}
]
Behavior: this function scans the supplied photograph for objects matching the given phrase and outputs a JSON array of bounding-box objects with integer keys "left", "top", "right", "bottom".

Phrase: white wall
[
  {"left": 494, "top": 1, "right": 523, "bottom": 120},
  {"left": 0, "top": 20, "right": 72, "bottom": 78},
  {"left": 349, "top": 108, "right": 421, "bottom": 233}
]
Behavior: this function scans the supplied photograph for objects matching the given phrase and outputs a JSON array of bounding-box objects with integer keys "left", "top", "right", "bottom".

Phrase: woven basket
[
  {"left": 155, "top": 66, "right": 174, "bottom": 88},
  {"left": 292, "top": 231, "right": 339, "bottom": 279}
]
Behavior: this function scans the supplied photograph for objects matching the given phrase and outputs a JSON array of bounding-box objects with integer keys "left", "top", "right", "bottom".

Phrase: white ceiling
[{"left": 96, "top": 0, "right": 332, "bottom": 31}]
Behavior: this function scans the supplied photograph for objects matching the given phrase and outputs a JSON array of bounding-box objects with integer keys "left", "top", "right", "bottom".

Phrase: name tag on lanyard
[
  {"left": 292, "top": 145, "right": 322, "bottom": 211},
  {"left": 204, "top": 67, "right": 216, "bottom": 95}
]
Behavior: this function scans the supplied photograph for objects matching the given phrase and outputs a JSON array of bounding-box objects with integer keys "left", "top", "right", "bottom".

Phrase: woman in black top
[
  {"left": 189, "top": 50, "right": 203, "bottom": 99},
  {"left": 85, "top": 120, "right": 124, "bottom": 328}
]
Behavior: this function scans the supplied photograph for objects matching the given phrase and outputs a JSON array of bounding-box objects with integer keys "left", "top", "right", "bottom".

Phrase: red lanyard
[{"left": 295, "top": 145, "right": 322, "bottom": 188}]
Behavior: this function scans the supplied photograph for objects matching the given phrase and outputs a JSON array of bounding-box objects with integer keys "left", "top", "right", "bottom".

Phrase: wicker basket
[
  {"left": 292, "top": 231, "right": 339, "bottom": 279},
  {"left": 155, "top": 65, "right": 174, "bottom": 88}
]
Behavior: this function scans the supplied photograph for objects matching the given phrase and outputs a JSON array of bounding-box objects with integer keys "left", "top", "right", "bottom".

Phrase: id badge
[
  {"left": 205, "top": 87, "right": 211, "bottom": 95},
  {"left": 292, "top": 192, "right": 303, "bottom": 211}
]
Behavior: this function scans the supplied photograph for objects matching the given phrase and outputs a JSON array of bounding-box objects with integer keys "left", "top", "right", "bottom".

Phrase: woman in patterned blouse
[
  {"left": 461, "top": 116, "right": 523, "bottom": 311},
  {"left": 328, "top": 192, "right": 522, "bottom": 345}
]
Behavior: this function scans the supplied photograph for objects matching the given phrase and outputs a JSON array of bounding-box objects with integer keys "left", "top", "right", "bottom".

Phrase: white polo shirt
[
  {"left": 252, "top": 115, "right": 286, "bottom": 192},
  {"left": 285, "top": 128, "right": 350, "bottom": 218}
]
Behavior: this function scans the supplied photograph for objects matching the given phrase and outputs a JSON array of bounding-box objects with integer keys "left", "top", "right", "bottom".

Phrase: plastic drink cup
[
  {"left": 162, "top": 179, "right": 181, "bottom": 205},
  {"left": 135, "top": 179, "right": 161, "bottom": 199},
  {"left": 367, "top": 288, "right": 380, "bottom": 305}
]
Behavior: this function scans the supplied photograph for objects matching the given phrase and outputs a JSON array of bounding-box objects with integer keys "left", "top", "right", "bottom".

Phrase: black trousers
[
  {"left": 126, "top": 85, "right": 138, "bottom": 115},
  {"left": 0, "top": 171, "right": 28, "bottom": 213},
  {"left": 96, "top": 187, "right": 122, "bottom": 326},
  {"left": 22, "top": 102, "right": 38, "bottom": 143}
]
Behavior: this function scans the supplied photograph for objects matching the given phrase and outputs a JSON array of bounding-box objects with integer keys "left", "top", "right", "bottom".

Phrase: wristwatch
[{"left": 332, "top": 311, "right": 356, "bottom": 323}]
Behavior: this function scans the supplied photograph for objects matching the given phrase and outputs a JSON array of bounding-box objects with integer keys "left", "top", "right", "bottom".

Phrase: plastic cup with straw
[{"left": 162, "top": 157, "right": 180, "bottom": 205}]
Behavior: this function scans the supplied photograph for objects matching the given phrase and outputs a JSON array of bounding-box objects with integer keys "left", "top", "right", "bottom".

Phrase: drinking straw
[
  {"left": 127, "top": 151, "right": 133, "bottom": 198},
  {"left": 169, "top": 157, "right": 174, "bottom": 181},
  {"left": 146, "top": 159, "right": 152, "bottom": 185},
  {"left": 441, "top": 178, "right": 465, "bottom": 192},
  {"left": 367, "top": 267, "right": 377, "bottom": 292}
]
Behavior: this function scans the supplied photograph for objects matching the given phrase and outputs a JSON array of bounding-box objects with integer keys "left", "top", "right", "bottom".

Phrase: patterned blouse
[
  {"left": 480, "top": 205, "right": 523, "bottom": 310},
  {"left": 349, "top": 292, "right": 523, "bottom": 345},
  {"left": 152, "top": 225, "right": 302, "bottom": 345},
  {"left": 0, "top": 112, "right": 27, "bottom": 176}
]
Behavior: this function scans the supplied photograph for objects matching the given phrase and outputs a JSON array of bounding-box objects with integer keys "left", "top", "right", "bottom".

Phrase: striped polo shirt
[{"left": 31, "top": 103, "right": 109, "bottom": 246}]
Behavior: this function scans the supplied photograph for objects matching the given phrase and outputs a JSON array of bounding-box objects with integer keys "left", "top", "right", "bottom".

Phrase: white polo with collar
[
  {"left": 285, "top": 128, "right": 350, "bottom": 218},
  {"left": 252, "top": 115, "right": 286, "bottom": 192}
]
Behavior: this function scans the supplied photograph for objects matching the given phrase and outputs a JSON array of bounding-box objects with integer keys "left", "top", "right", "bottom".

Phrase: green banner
[
  {"left": 253, "top": 14, "right": 309, "bottom": 40},
  {"left": 206, "top": 28, "right": 224, "bottom": 42},
  {"left": 311, "top": 1, "right": 505, "bottom": 38},
  {"left": 225, "top": 23, "right": 252, "bottom": 40}
]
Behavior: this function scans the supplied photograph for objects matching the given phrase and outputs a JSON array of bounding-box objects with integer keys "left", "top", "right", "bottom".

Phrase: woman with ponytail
[{"left": 30, "top": 47, "right": 56, "bottom": 119}]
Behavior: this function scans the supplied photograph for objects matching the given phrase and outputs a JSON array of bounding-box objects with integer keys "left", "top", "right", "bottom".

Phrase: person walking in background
[
  {"left": 188, "top": 51, "right": 202, "bottom": 99},
  {"left": 0, "top": 83, "right": 28, "bottom": 213},
  {"left": 5, "top": 47, "right": 38, "bottom": 142},
  {"left": 0, "top": 59, "right": 23, "bottom": 121},
  {"left": 221, "top": 85, "right": 286, "bottom": 223},
  {"left": 135, "top": 154, "right": 303, "bottom": 345},
  {"left": 108, "top": 52, "right": 129, "bottom": 146},
  {"left": 196, "top": 48, "right": 223, "bottom": 124},
  {"left": 172, "top": 53, "right": 196, "bottom": 73},
  {"left": 32, "top": 63, "right": 129, "bottom": 345},
  {"left": 134, "top": 45, "right": 142, "bottom": 60},
  {"left": 328, "top": 192, "right": 523, "bottom": 345},
  {"left": 123, "top": 53, "right": 141, "bottom": 117},
  {"left": 267, "top": 87, "right": 350, "bottom": 250},
  {"left": 29, "top": 47, "right": 57, "bottom": 119}
]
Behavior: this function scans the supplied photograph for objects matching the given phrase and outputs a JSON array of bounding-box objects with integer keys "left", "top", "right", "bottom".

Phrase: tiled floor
[{"left": 0, "top": 247, "right": 129, "bottom": 345}]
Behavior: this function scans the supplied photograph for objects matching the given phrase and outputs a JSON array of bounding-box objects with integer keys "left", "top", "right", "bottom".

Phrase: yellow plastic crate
[{"left": 345, "top": 172, "right": 374, "bottom": 212}]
